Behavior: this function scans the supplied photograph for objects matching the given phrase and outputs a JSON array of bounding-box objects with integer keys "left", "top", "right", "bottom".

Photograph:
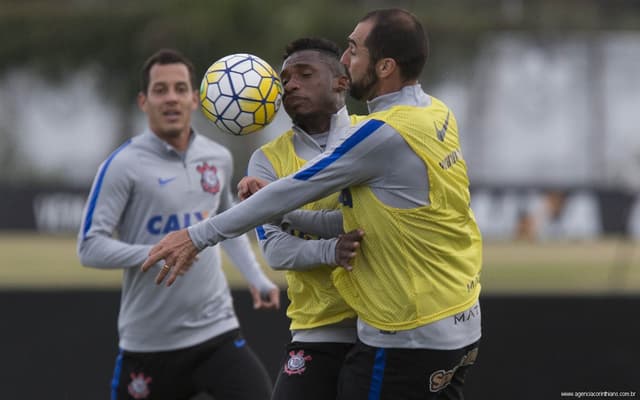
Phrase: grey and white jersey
[
  {"left": 78, "top": 129, "right": 275, "bottom": 352},
  {"left": 189, "top": 85, "right": 481, "bottom": 349}
]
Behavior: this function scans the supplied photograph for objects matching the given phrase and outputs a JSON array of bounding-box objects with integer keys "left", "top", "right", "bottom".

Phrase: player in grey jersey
[{"left": 77, "top": 49, "right": 278, "bottom": 400}]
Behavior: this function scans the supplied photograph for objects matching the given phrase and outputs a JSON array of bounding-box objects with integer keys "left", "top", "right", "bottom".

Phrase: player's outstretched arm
[
  {"left": 145, "top": 120, "right": 388, "bottom": 284},
  {"left": 239, "top": 177, "right": 344, "bottom": 239},
  {"left": 281, "top": 209, "right": 344, "bottom": 238},
  {"left": 258, "top": 223, "right": 339, "bottom": 271}
]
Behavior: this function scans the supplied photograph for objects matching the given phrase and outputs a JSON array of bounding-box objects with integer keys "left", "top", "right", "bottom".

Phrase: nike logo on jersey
[
  {"left": 158, "top": 176, "right": 177, "bottom": 185},
  {"left": 435, "top": 111, "right": 450, "bottom": 142}
]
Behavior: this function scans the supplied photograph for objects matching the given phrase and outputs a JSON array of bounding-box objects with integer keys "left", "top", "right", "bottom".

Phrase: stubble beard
[{"left": 349, "top": 64, "right": 378, "bottom": 101}]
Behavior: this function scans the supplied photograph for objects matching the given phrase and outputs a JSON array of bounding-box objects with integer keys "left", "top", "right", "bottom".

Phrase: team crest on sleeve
[
  {"left": 283, "top": 349, "right": 312, "bottom": 375},
  {"left": 128, "top": 372, "right": 152, "bottom": 399},
  {"left": 196, "top": 162, "right": 220, "bottom": 194}
]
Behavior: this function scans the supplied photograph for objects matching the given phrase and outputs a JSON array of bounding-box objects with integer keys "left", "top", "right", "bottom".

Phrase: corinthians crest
[
  {"left": 284, "top": 349, "right": 312, "bottom": 375},
  {"left": 127, "top": 372, "right": 152, "bottom": 399},
  {"left": 196, "top": 162, "right": 220, "bottom": 194}
]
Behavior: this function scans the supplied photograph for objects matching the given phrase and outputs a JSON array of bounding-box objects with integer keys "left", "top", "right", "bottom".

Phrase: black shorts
[
  {"left": 111, "top": 329, "right": 272, "bottom": 400},
  {"left": 336, "top": 339, "right": 480, "bottom": 400},
  {"left": 271, "top": 341, "right": 353, "bottom": 400}
]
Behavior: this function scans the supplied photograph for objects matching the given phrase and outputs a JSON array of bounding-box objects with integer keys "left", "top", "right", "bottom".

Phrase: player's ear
[
  {"left": 137, "top": 92, "right": 147, "bottom": 111},
  {"left": 335, "top": 75, "right": 350, "bottom": 92},
  {"left": 376, "top": 58, "right": 396, "bottom": 79},
  {"left": 190, "top": 89, "right": 199, "bottom": 110}
]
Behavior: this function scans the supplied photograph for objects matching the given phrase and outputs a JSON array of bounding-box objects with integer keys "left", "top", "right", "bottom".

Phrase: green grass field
[{"left": 1, "top": 232, "right": 639, "bottom": 294}]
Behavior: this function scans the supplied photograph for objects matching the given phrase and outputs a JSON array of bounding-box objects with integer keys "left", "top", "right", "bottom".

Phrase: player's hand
[
  {"left": 141, "top": 229, "right": 201, "bottom": 287},
  {"left": 335, "top": 229, "right": 365, "bottom": 271},
  {"left": 237, "top": 176, "right": 269, "bottom": 200},
  {"left": 249, "top": 285, "right": 281, "bottom": 310}
]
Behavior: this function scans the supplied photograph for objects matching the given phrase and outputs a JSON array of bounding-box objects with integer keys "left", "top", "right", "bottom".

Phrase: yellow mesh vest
[
  {"left": 333, "top": 98, "right": 482, "bottom": 331},
  {"left": 261, "top": 127, "right": 358, "bottom": 329}
]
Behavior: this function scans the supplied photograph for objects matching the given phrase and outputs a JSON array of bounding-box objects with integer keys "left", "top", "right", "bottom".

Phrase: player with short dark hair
[
  {"left": 78, "top": 48, "right": 278, "bottom": 400},
  {"left": 139, "top": 49, "right": 197, "bottom": 95},
  {"left": 247, "top": 37, "right": 363, "bottom": 400}
]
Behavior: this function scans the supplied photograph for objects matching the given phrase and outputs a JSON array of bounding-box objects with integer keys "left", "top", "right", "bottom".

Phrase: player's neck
[
  {"left": 295, "top": 114, "right": 332, "bottom": 135},
  {"left": 156, "top": 129, "right": 191, "bottom": 152}
]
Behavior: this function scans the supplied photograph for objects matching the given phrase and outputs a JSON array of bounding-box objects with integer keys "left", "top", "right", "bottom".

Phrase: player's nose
[
  {"left": 284, "top": 79, "right": 299, "bottom": 93},
  {"left": 340, "top": 49, "right": 350, "bottom": 66},
  {"left": 165, "top": 88, "right": 180, "bottom": 102}
]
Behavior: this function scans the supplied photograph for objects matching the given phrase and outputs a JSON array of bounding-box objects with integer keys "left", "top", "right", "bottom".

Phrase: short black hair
[
  {"left": 140, "top": 48, "right": 196, "bottom": 93},
  {"left": 283, "top": 37, "right": 347, "bottom": 76},
  {"left": 360, "top": 8, "right": 429, "bottom": 81}
]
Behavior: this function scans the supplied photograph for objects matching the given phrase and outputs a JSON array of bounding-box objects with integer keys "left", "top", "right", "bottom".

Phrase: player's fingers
[
  {"left": 141, "top": 247, "right": 165, "bottom": 272},
  {"left": 260, "top": 296, "right": 278, "bottom": 309},
  {"left": 345, "top": 241, "right": 360, "bottom": 252},
  {"left": 163, "top": 255, "right": 190, "bottom": 287},
  {"left": 155, "top": 264, "right": 170, "bottom": 284},
  {"left": 343, "top": 229, "right": 365, "bottom": 241},
  {"left": 248, "top": 180, "right": 261, "bottom": 195},
  {"left": 336, "top": 252, "right": 355, "bottom": 270},
  {"left": 237, "top": 181, "right": 250, "bottom": 200},
  {"left": 165, "top": 268, "right": 180, "bottom": 287},
  {"left": 249, "top": 286, "right": 261, "bottom": 308},
  {"left": 270, "top": 291, "right": 281, "bottom": 309},
  {"left": 340, "top": 262, "right": 353, "bottom": 271},
  {"left": 237, "top": 179, "right": 248, "bottom": 192}
]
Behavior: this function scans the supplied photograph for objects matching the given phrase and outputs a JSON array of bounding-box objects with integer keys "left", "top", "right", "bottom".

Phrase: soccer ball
[{"left": 200, "top": 53, "right": 283, "bottom": 136}]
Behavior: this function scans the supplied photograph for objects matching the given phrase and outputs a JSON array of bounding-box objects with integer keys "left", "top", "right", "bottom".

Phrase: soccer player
[
  {"left": 143, "top": 9, "right": 482, "bottom": 399},
  {"left": 248, "top": 37, "right": 364, "bottom": 400},
  {"left": 77, "top": 49, "right": 279, "bottom": 400}
]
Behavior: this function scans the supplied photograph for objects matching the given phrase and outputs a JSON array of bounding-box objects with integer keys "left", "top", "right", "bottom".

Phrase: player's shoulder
[
  {"left": 90, "top": 136, "right": 142, "bottom": 183},
  {"left": 101, "top": 137, "right": 138, "bottom": 167},
  {"left": 259, "top": 129, "right": 294, "bottom": 155},
  {"left": 426, "top": 95, "right": 452, "bottom": 112},
  {"left": 263, "top": 129, "right": 295, "bottom": 148},
  {"left": 349, "top": 114, "right": 369, "bottom": 125},
  {"left": 103, "top": 131, "right": 169, "bottom": 169},
  {"left": 381, "top": 93, "right": 454, "bottom": 125}
]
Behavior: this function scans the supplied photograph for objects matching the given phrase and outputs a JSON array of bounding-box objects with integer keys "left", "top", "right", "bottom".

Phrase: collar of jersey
[
  {"left": 366, "top": 84, "right": 432, "bottom": 114},
  {"left": 142, "top": 128, "right": 197, "bottom": 157}
]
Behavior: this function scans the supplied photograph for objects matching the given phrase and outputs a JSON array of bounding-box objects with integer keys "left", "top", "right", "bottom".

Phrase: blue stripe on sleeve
[
  {"left": 293, "top": 119, "right": 384, "bottom": 181},
  {"left": 368, "top": 348, "right": 387, "bottom": 400},
  {"left": 255, "top": 225, "right": 266, "bottom": 240},
  {"left": 82, "top": 140, "right": 132, "bottom": 239}
]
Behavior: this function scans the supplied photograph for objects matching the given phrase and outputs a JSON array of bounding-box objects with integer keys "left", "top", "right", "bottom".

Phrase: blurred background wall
[{"left": 2, "top": 0, "right": 640, "bottom": 240}]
